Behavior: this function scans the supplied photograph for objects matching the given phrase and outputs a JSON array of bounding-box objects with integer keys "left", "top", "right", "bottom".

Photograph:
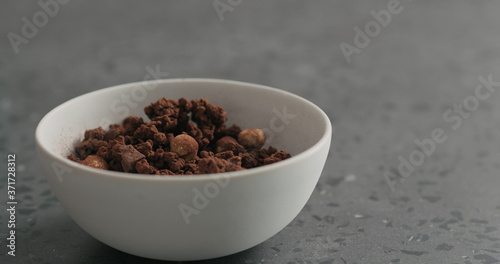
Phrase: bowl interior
[{"left": 37, "top": 79, "right": 330, "bottom": 172}]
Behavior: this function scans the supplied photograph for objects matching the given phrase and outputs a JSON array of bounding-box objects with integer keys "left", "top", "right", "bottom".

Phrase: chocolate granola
[{"left": 68, "top": 97, "right": 291, "bottom": 175}]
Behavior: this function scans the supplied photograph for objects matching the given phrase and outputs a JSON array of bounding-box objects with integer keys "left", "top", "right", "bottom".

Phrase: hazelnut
[
  {"left": 170, "top": 134, "right": 199, "bottom": 161},
  {"left": 215, "top": 136, "right": 239, "bottom": 153},
  {"left": 238, "top": 129, "right": 266, "bottom": 149},
  {"left": 81, "top": 155, "right": 108, "bottom": 170}
]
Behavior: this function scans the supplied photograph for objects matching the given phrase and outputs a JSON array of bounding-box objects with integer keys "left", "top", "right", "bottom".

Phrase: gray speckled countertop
[{"left": 1, "top": 1, "right": 500, "bottom": 263}]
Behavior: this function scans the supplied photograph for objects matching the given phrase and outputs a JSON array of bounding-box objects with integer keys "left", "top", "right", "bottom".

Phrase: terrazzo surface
[{"left": 1, "top": 1, "right": 500, "bottom": 263}]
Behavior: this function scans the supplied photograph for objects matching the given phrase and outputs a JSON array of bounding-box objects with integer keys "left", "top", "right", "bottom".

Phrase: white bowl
[{"left": 35, "top": 79, "right": 332, "bottom": 261}]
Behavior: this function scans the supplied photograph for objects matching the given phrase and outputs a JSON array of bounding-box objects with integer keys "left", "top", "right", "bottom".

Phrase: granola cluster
[{"left": 68, "top": 97, "right": 291, "bottom": 175}]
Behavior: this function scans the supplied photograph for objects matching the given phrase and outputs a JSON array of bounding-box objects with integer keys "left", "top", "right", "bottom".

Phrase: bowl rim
[{"left": 35, "top": 78, "right": 332, "bottom": 182}]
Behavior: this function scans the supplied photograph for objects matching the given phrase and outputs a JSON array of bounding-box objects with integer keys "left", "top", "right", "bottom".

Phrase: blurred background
[{"left": 1, "top": 1, "right": 500, "bottom": 263}]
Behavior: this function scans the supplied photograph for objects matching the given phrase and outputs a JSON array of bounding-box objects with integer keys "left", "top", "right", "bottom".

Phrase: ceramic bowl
[{"left": 35, "top": 79, "right": 331, "bottom": 261}]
